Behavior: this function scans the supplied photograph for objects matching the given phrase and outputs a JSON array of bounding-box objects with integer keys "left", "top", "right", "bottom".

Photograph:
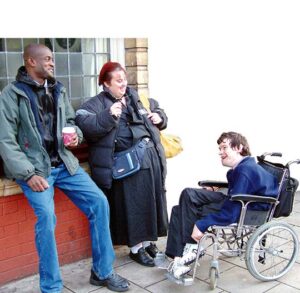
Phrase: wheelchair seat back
[
  {"left": 257, "top": 156, "right": 299, "bottom": 218},
  {"left": 244, "top": 209, "right": 269, "bottom": 226}
]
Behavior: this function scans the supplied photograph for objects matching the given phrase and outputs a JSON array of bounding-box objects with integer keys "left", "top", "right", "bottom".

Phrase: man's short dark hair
[{"left": 217, "top": 131, "right": 251, "bottom": 156}]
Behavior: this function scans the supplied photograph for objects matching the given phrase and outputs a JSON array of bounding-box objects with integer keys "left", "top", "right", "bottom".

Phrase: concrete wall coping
[{"left": 0, "top": 162, "right": 90, "bottom": 198}]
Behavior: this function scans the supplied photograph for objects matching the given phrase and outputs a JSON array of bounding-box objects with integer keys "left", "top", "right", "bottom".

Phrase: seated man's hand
[
  {"left": 27, "top": 175, "right": 49, "bottom": 192},
  {"left": 203, "top": 186, "right": 220, "bottom": 192},
  {"left": 65, "top": 133, "right": 79, "bottom": 148},
  {"left": 191, "top": 224, "right": 204, "bottom": 242}
]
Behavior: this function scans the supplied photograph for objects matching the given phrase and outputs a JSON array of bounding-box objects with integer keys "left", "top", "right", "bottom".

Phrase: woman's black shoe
[
  {"left": 145, "top": 242, "right": 160, "bottom": 258},
  {"left": 129, "top": 247, "right": 155, "bottom": 267},
  {"left": 90, "top": 270, "right": 129, "bottom": 292}
]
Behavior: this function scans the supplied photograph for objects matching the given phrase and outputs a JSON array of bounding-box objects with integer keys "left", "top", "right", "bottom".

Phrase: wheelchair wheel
[
  {"left": 245, "top": 221, "right": 299, "bottom": 281},
  {"left": 209, "top": 267, "right": 217, "bottom": 289}
]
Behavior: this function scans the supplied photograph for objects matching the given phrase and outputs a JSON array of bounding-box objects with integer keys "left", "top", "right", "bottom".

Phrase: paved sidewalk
[{"left": 1, "top": 192, "right": 300, "bottom": 293}]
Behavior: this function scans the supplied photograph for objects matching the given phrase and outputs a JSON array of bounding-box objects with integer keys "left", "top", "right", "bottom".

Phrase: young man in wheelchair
[{"left": 164, "top": 131, "right": 278, "bottom": 279}]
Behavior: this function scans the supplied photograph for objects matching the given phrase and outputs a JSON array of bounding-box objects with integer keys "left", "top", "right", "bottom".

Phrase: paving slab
[{"left": 214, "top": 266, "right": 279, "bottom": 292}]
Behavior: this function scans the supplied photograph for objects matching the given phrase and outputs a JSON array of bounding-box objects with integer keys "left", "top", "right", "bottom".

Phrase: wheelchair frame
[{"left": 166, "top": 153, "right": 300, "bottom": 289}]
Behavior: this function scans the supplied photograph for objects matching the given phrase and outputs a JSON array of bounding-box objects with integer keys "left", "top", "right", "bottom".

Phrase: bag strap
[{"left": 139, "top": 93, "right": 150, "bottom": 112}]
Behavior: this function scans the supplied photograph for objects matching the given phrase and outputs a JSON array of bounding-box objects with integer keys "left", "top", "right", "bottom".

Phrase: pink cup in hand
[{"left": 62, "top": 127, "right": 76, "bottom": 145}]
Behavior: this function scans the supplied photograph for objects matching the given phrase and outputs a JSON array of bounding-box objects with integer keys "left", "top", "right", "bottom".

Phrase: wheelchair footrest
[{"left": 165, "top": 272, "right": 194, "bottom": 286}]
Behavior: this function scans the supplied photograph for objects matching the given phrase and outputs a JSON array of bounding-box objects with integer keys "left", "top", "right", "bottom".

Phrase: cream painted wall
[{"left": 147, "top": 2, "right": 300, "bottom": 214}]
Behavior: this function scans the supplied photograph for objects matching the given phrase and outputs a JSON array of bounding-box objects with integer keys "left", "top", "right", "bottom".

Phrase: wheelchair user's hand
[
  {"left": 203, "top": 186, "right": 220, "bottom": 192},
  {"left": 191, "top": 224, "right": 204, "bottom": 242}
]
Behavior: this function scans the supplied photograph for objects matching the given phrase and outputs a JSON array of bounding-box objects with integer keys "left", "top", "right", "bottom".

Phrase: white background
[{"left": 2, "top": 0, "right": 300, "bottom": 213}]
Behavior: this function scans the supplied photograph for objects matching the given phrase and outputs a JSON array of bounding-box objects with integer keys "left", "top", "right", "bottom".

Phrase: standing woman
[{"left": 75, "top": 62, "right": 168, "bottom": 267}]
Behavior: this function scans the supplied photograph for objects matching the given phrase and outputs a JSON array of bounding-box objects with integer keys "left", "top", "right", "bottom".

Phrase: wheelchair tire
[
  {"left": 209, "top": 267, "right": 217, "bottom": 290},
  {"left": 245, "top": 221, "right": 299, "bottom": 281}
]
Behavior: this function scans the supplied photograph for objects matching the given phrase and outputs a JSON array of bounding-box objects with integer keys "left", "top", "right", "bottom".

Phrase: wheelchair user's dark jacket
[{"left": 196, "top": 156, "right": 278, "bottom": 233}]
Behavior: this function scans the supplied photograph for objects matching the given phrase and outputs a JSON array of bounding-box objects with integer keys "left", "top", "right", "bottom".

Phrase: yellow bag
[
  {"left": 159, "top": 131, "right": 183, "bottom": 158},
  {"left": 139, "top": 94, "right": 183, "bottom": 158}
]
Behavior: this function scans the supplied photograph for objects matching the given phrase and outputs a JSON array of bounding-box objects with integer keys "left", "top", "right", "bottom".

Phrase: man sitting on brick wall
[{"left": 0, "top": 44, "right": 129, "bottom": 293}]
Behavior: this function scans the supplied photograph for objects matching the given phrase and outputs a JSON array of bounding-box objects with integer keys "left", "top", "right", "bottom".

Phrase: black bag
[
  {"left": 274, "top": 176, "right": 299, "bottom": 218},
  {"left": 112, "top": 138, "right": 149, "bottom": 180},
  {"left": 257, "top": 157, "right": 299, "bottom": 218}
]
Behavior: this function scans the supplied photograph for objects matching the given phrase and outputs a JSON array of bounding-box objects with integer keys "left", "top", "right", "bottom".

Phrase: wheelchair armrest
[
  {"left": 231, "top": 194, "right": 277, "bottom": 204},
  {"left": 198, "top": 180, "right": 228, "bottom": 188}
]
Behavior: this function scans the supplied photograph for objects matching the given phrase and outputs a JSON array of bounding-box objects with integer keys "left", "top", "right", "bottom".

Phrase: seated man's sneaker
[
  {"left": 129, "top": 247, "right": 155, "bottom": 267},
  {"left": 90, "top": 270, "right": 130, "bottom": 292},
  {"left": 179, "top": 243, "right": 203, "bottom": 266},
  {"left": 145, "top": 242, "right": 160, "bottom": 258},
  {"left": 168, "top": 258, "right": 191, "bottom": 279}
]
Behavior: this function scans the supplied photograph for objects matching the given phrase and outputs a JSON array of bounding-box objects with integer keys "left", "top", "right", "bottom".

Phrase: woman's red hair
[{"left": 98, "top": 61, "right": 126, "bottom": 86}]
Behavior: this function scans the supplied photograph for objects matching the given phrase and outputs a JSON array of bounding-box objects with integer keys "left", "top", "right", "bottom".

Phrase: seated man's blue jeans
[{"left": 16, "top": 164, "right": 115, "bottom": 293}]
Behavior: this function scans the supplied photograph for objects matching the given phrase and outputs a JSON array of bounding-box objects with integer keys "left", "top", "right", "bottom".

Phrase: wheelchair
[{"left": 164, "top": 152, "right": 300, "bottom": 289}]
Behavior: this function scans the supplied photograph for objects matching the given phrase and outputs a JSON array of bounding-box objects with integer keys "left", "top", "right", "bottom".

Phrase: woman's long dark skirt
[{"left": 104, "top": 144, "right": 168, "bottom": 247}]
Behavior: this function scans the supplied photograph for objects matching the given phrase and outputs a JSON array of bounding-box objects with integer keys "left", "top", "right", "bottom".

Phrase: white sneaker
[
  {"left": 179, "top": 243, "right": 203, "bottom": 265},
  {"left": 168, "top": 258, "right": 191, "bottom": 279}
]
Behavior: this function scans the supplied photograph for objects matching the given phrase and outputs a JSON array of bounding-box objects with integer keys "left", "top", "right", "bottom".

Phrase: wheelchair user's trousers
[{"left": 165, "top": 187, "right": 226, "bottom": 258}]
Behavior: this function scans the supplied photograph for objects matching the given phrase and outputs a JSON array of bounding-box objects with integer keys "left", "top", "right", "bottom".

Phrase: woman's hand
[
  {"left": 110, "top": 101, "right": 122, "bottom": 118},
  {"left": 147, "top": 112, "right": 162, "bottom": 125}
]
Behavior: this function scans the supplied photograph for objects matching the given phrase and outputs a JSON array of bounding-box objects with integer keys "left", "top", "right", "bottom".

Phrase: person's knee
[
  {"left": 170, "top": 205, "right": 179, "bottom": 215},
  {"left": 179, "top": 188, "right": 194, "bottom": 204},
  {"left": 36, "top": 207, "right": 56, "bottom": 231},
  {"left": 169, "top": 205, "right": 179, "bottom": 224},
  {"left": 88, "top": 188, "right": 110, "bottom": 218}
]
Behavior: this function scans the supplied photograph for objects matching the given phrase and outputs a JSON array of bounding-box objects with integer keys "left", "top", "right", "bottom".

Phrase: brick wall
[
  {"left": 0, "top": 190, "right": 91, "bottom": 285},
  {"left": 125, "top": 38, "right": 149, "bottom": 97}
]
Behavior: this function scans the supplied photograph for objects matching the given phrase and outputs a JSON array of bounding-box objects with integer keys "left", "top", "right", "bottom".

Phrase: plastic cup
[{"left": 62, "top": 127, "right": 76, "bottom": 145}]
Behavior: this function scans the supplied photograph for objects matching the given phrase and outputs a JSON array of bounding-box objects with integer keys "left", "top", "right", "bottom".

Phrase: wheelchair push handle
[
  {"left": 287, "top": 159, "right": 300, "bottom": 167},
  {"left": 260, "top": 152, "right": 282, "bottom": 160}
]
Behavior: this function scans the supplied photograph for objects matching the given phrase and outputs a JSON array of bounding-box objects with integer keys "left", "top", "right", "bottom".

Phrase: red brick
[
  {"left": 0, "top": 263, "right": 38, "bottom": 285},
  {"left": 3, "top": 200, "right": 18, "bottom": 215},
  {"left": 0, "top": 210, "right": 26, "bottom": 227},
  {"left": 59, "top": 247, "right": 91, "bottom": 265},
  {"left": 56, "top": 211, "right": 71, "bottom": 222},
  {"left": 55, "top": 200, "right": 76, "bottom": 214},
  {"left": 54, "top": 190, "right": 66, "bottom": 200},
  {"left": 18, "top": 219, "right": 36, "bottom": 233},
  {"left": 18, "top": 231, "right": 35, "bottom": 244},
  {"left": 55, "top": 218, "right": 82, "bottom": 234},
  {"left": 68, "top": 209, "right": 83, "bottom": 220},
  {"left": 20, "top": 241, "right": 36, "bottom": 255},
  {"left": 5, "top": 245, "right": 21, "bottom": 259},
  {"left": 0, "top": 196, "right": 16, "bottom": 203},
  {"left": 17, "top": 197, "right": 31, "bottom": 210},
  {"left": 25, "top": 208, "right": 36, "bottom": 220},
  {"left": 0, "top": 252, "right": 38, "bottom": 273},
  {"left": 56, "top": 229, "right": 79, "bottom": 244},
  {"left": 0, "top": 235, "right": 19, "bottom": 249},
  {"left": 4, "top": 223, "right": 19, "bottom": 237},
  {"left": 0, "top": 189, "right": 92, "bottom": 285},
  {"left": 57, "top": 242, "right": 70, "bottom": 255}
]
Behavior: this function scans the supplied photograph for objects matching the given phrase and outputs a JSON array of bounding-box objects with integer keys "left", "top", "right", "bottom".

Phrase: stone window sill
[{"left": 0, "top": 143, "right": 90, "bottom": 197}]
